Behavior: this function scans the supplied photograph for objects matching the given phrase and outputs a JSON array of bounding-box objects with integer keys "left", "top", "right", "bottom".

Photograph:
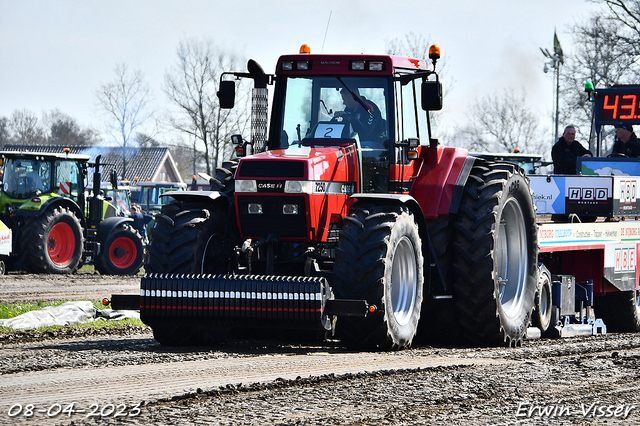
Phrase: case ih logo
[
  {"left": 619, "top": 180, "right": 637, "bottom": 204},
  {"left": 568, "top": 187, "right": 608, "bottom": 202}
]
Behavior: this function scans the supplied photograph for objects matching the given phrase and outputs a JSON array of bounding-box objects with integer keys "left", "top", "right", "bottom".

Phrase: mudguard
[
  {"left": 96, "top": 216, "right": 134, "bottom": 243},
  {"left": 16, "top": 196, "right": 86, "bottom": 228},
  {"left": 160, "top": 190, "right": 229, "bottom": 205}
]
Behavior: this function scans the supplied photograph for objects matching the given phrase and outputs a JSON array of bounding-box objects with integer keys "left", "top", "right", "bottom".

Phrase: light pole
[{"left": 540, "top": 47, "right": 562, "bottom": 144}]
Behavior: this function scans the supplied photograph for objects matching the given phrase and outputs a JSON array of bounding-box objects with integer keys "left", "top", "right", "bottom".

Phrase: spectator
[
  {"left": 552, "top": 125, "right": 592, "bottom": 174},
  {"left": 131, "top": 205, "right": 152, "bottom": 242},
  {"left": 611, "top": 122, "right": 640, "bottom": 158}
]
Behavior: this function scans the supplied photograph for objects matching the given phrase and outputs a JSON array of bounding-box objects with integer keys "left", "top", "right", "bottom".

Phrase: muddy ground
[{"left": 1, "top": 274, "right": 639, "bottom": 425}]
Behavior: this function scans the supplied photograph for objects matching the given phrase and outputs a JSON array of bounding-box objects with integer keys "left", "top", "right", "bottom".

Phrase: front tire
[
  {"left": 333, "top": 203, "right": 424, "bottom": 350},
  {"left": 95, "top": 223, "right": 144, "bottom": 275},
  {"left": 452, "top": 161, "right": 538, "bottom": 347},
  {"left": 21, "top": 206, "right": 84, "bottom": 274},
  {"left": 146, "top": 201, "right": 235, "bottom": 274}
]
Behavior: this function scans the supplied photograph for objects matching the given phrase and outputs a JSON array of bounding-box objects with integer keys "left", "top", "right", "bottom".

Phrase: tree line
[{"left": 0, "top": 37, "right": 249, "bottom": 179}]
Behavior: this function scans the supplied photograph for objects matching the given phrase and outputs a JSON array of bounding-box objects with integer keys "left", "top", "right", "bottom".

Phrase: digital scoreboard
[{"left": 595, "top": 87, "right": 640, "bottom": 125}]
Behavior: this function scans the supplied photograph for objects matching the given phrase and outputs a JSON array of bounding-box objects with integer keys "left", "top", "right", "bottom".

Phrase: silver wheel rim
[
  {"left": 390, "top": 236, "right": 417, "bottom": 327},
  {"left": 539, "top": 274, "right": 550, "bottom": 320},
  {"left": 496, "top": 197, "right": 528, "bottom": 319}
]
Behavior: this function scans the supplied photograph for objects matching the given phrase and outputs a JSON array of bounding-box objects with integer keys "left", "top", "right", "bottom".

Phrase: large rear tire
[
  {"left": 21, "top": 206, "right": 84, "bottom": 274},
  {"left": 95, "top": 223, "right": 144, "bottom": 275},
  {"left": 333, "top": 203, "right": 424, "bottom": 350},
  {"left": 452, "top": 161, "right": 538, "bottom": 347},
  {"left": 596, "top": 290, "right": 640, "bottom": 332}
]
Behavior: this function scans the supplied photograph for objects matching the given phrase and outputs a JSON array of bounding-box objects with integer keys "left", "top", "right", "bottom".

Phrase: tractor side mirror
[
  {"left": 421, "top": 80, "right": 443, "bottom": 111},
  {"left": 110, "top": 169, "right": 118, "bottom": 190},
  {"left": 218, "top": 80, "right": 236, "bottom": 109}
]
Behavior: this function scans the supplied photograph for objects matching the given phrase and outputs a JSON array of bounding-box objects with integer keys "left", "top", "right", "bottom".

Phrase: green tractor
[{"left": 0, "top": 150, "right": 144, "bottom": 275}]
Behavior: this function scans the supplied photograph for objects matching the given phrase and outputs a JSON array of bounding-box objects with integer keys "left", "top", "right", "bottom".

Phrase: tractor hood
[{"left": 235, "top": 145, "right": 359, "bottom": 185}]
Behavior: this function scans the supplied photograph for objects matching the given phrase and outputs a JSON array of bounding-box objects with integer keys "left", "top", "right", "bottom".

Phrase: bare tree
[
  {"left": 454, "top": 89, "right": 543, "bottom": 153},
  {"left": 601, "top": 0, "right": 640, "bottom": 53},
  {"left": 96, "top": 64, "right": 153, "bottom": 177},
  {"left": 560, "top": 10, "right": 640, "bottom": 152},
  {"left": 44, "top": 109, "right": 100, "bottom": 146},
  {"left": 164, "top": 38, "right": 247, "bottom": 175},
  {"left": 7, "top": 109, "right": 45, "bottom": 145},
  {"left": 0, "top": 117, "right": 8, "bottom": 148},
  {"left": 385, "top": 32, "right": 452, "bottom": 135}
]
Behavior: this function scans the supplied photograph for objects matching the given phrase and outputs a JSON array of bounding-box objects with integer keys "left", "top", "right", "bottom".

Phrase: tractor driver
[
  {"left": 25, "top": 171, "right": 42, "bottom": 192},
  {"left": 334, "top": 88, "right": 384, "bottom": 145}
]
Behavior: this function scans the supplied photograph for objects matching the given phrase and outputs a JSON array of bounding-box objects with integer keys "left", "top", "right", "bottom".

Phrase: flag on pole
[{"left": 553, "top": 29, "right": 564, "bottom": 64}]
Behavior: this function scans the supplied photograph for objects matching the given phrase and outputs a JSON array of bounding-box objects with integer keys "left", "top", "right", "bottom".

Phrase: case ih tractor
[
  {"left": 0, "top": 151, "right": 144, "bottom": 275},
  {"left": 136, "top": 45, "right": 539, "bottom": 350}
]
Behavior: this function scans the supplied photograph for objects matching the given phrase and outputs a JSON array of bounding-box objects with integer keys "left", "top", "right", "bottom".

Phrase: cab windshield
[
  {"left": 270, "top": 75, "right": 391, "bottom": 192},
  {"left": 272, "top": 76, "right": 389, "bottom": 151},
  {"left": 2, "top": 158, "right": 52, "bottom": 199}
]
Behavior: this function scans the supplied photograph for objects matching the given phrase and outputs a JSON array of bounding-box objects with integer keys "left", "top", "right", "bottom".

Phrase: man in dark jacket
[
  {"left": 611, "top": 122, "right": 640, "bottom": 157},
  {"left": 552, "top": 125, "right": 593, "bottom": 174},
  {"left": 335, "top": 88, "right": 383, "bottom": 143}
]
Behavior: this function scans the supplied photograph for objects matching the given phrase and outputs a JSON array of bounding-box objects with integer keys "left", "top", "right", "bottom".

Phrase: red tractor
[{"left": 140, "top": 45, "right": 538, "bottom": 349}]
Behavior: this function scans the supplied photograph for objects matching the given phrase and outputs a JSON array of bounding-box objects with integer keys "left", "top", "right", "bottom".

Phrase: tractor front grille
[
  {"left": 237, "top": 195, "right": 307, "bottom": 238},
  {"left": 238, "top": 161, "right": 305, "bottom": 178}
]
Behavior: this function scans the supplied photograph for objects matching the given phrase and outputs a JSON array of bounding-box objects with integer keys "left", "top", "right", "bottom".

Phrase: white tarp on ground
[{"left": 0, "top": 301, "right": 139, "bottom": 330}]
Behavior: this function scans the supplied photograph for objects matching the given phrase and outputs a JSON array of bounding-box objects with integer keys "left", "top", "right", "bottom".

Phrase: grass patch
[
  {"left": 0, "top": 300, "right": 109, "bottom": 319},
  {"left": 0, "top": 317, "right": 146, "bottom": 335},
  {"left": 0, "top": 300, "right": 146, "bottom": 337}
]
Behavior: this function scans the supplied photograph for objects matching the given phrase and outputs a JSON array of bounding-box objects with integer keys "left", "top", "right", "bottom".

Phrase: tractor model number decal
[{"left": 313, "top": 181, "right": 354, "bottom": 195}]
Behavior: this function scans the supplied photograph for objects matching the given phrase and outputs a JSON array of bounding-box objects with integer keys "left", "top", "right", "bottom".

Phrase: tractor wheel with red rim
[
  {"left": 21, "top": 206, "right": 84, "bottom": 274},
  {"left": 95, "top": 223, "right": 144, "bottom": 275}
]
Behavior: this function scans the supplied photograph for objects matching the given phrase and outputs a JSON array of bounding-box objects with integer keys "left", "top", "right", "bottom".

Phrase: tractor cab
[
  {"left": 219, "top": 45, "right": 443, "bottom": 195},
  {"left": 0, "top": 152, "right": 87, "bottom": 218}
]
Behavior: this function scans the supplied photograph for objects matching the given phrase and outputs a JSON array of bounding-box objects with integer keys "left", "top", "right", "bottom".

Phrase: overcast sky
[{"left": 0, "top": 0, "right": 603, "bottom": 146}]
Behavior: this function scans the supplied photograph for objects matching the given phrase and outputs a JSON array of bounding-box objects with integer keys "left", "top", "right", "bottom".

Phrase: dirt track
[
  {"left": 0, "top": 273, "right": 140, "bottom": 304},
  {"left": 2, "top": 274, "right": 640, "bottom": 425}
]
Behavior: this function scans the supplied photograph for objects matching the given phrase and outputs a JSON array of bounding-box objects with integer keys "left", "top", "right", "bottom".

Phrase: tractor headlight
[
  {"left": 284, "top": 181, "right": 313, "bottom": 194},
  {"left": 236, "top": 179, "right": 257, "bottom": 193},
  {"left": 248, "top": 203, "right": 263, "bottom": 214},
  {"left": 282, "top": 204, "right": 299, "bottom": 215}
]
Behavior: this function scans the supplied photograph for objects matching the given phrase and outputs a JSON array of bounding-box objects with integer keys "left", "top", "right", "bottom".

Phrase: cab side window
[{"left": 55, "top": 161, "right": 81, "bottom": 202}]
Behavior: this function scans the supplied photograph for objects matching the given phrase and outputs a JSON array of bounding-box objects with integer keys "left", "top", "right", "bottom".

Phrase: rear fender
[
  {"left": 97, "top": 217, "right": 133, "bottom": 243},
  {"left": 16, "top": 197, "right": 86, "bottom": 229},
  {"left": 161, "top": 190, "right": 230, "bottom": 206},
  {"left": 410, "top": 146, "right": 475, "bottom": 218}
]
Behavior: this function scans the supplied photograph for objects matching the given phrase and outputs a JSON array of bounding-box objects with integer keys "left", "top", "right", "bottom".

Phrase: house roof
[{"left": 3, "top": 145, "right": 183, "bottom": 184}]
